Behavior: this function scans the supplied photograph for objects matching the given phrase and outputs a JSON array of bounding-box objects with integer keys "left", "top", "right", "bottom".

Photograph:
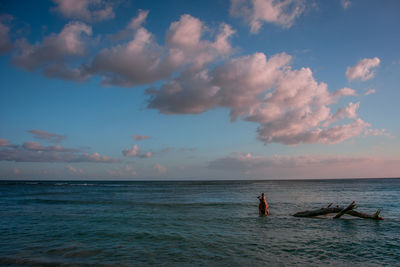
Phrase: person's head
[{"left": 261, "top": 193, "right": 264, "bottom": 197}]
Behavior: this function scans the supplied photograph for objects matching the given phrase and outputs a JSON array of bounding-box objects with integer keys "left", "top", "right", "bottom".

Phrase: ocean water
[{"left": 0, "top": 179, "right": 399, "bottom": 266}]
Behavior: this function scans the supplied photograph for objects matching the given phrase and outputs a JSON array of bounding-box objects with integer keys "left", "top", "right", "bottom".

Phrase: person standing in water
[{"left": 257, "top": 193, "right": 269, "bottom": 216}]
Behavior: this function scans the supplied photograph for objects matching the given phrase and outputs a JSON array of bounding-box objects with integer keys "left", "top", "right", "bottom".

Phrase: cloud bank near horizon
[
  {"left": 209, "top": 152, "right": 400, "bottom": 179},
  {"left": 0, "top": 138, "right": 116, "bottom": 163}
]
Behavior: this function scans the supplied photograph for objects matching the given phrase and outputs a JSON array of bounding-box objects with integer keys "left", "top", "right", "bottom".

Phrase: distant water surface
[{"left": 1, "top": 179, "right": 399, "bottom": 266}]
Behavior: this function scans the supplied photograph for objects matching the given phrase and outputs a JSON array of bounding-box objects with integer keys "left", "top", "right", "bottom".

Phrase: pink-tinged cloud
[
  {"left": 111, "top": 10, "right": 150, "bottom": 42},
  {"left": 165, "top": 14, "right": 235, "bottom": 68},
  {"left": 13, "top": 168, "right": 20, "bottom": 175},
  {"left": 12, "top": 22, "right": 92, "bottom": 81},
  {"left": 107, "top": 165, "right": 136, "bottom": 177},
  {"left": 0, "top": 21, "right": 12, "bottom": 54},
  {"left": 0, "top": 141, "right": 117, "bottom": 163},
  {"left": 122, "top": 144, "right": 139, "bottom": 157},
  {"left": 365, "top": 89, "right": 376, "bottom": 96},
  {"left": 67, "top": 165, "right": 83, "bottom": 174},
  {"left": 128, "top": 10, "right": 149, "bottom": 30},
  {"left": 90, "top": 13, "right": 235, "bottom": 87},
  {"left": 230, "top": 0, "right": 306, "bottom": 33},
  {"left": 323, "top": 102, "right": 360, "bottom": 126},
  {"left": 365, "top": 128, "right": 391, "bottom": 137},
  {"left": 125, "top": 165, "right": 137, "bottom": 176},
  {"left": 28, "top": 129, "right": 65, "bottom": 143},
  {"left": 257, "top": 118, "right": 370, "bottom": 145},
  {"left": 122, "top": 144, "right": 153, "bottom": 158},
  {"left": 51, "top": 0, "right": 115, "bottom": 22},
  {"left": 22, "top": 141, "right": 79, "bottom": 152},
  {"left": 331, "top": 87, "right": 357, "bottom": 98},
  {"left": 90, "top": 27, "right": 170, "bottom": 87},
  {"left": 209, "top": 152, "right": 400, "bottom": 179},
  {"left": 154, "top": 163, "right": 167, "bottom": 174},
  {"left": 346, "top": 57, "right": 381, "bottom": 81},
  {"left": 140, "top": 152, "right": 153, "bottom": 158},
  {"left": 133, "top": 134, "right": 150, "bottom": 141},
  {"left": 0, "top": 138, "right": 10, "bottom": 146},
  {"left": 341, "top": 0, "right": 351, "bottom": 9},
  {"left": 148, "top": 51, "right": 375, "bottom": 145},
  {"left": 110, "top": 10, "right": 149, "bottom": 42}
]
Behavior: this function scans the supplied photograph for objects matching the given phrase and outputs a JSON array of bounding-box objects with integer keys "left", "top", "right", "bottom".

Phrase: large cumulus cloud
[
  {"left": 147, "top": 51, "right": 376, "bottom": 145},
  {"left": 89, "top": 12, "right": 235, "bottom": 87}
]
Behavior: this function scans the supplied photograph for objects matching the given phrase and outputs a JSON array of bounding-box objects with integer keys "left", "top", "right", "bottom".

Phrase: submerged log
[
  {"left": 333, "top": 201, "right": 356, "bottom": 219},
  {"left": 346, "top": 209, "right": 383, "bottom": 220},
  {"left": 293, "top": 201, "right": 383, "bottom": 220}
]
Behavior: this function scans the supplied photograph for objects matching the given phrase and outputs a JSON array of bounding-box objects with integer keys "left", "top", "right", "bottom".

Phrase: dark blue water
[{"left": 1, "top": 179, "right": 399, "bottom": 266}]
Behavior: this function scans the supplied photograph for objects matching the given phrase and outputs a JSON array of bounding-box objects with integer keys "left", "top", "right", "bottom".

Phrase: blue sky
[{"left": 0, "top": 0, "right": 399, "bottom": 180}]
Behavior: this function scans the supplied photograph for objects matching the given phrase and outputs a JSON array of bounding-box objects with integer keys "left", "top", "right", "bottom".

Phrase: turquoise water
[{"left": 1, "top": 179, "right": 399, "bottom": 266}]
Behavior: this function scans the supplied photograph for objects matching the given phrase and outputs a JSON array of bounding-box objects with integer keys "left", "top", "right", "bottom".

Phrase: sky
[{"left": 0, "top": 0, "right": 400, "bottom": 180}]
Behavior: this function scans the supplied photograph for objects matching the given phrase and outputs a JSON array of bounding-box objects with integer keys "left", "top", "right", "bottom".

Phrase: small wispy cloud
[
  {"left": 340, "top": 0, "right": 351, "bottom": 9},
  {"left": 67, "top": 165, "right": 83, "bottom": 174},
  {"left": 122, "top": 144, "right": 153, "bottom": 158},
  {"left": 28, "top": 129, "right": 66, "bottom": 143},
  {"left": 132, "top": 134, "right": 150, "bottom": 141},
  {"left": 154, "top": 163, "right": 166, "bottom": 174},
  {"left": 0, "top": 141, "right": 117, "bottom": 163},
  {"left": 365, "top": 89, "right": 376, "bottom": 96},
  {"left": 346, "top": 57, "right": 381, "bottom": 81}
]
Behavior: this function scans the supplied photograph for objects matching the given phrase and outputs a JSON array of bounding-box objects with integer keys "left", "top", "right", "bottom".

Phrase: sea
[{"left": 0, "top": 179, "right": 399, "bottom": 266}]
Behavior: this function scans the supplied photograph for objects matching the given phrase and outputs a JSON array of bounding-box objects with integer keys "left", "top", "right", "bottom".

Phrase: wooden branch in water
[
  {"left": 333, "top": 201, "right": 356, "bottom": 219},
  {"left": 346, "top": 210, "right": 383, "bottom": 220},
  {"left": 293, "top": 202, "right": 384, "bottom": 220}
]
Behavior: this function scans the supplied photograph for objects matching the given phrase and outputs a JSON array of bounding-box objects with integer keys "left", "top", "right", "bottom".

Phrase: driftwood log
[{"left": 293, "top": 201, "right": 383, "bottom": 220}]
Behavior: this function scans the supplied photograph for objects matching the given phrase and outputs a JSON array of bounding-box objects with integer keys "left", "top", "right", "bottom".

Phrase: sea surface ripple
[{"left": 0, "top": 179, "right": 399, "bottom": 266}]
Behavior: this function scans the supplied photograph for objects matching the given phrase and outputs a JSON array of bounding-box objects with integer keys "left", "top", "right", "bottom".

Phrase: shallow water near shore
[{"left": 1, "top": 178, "right": 399, "bottom": 266}]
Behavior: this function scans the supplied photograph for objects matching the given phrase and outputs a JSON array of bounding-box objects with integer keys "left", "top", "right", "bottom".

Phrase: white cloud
[
  {"left": 230, "top": 0, "right": 305, "bottom": 33},
  {"left": 51, "top": 0, "right": 114, "bottom": 22},
  {"left": 346, "top": 57, "right": 381, "bottom": 81}
]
